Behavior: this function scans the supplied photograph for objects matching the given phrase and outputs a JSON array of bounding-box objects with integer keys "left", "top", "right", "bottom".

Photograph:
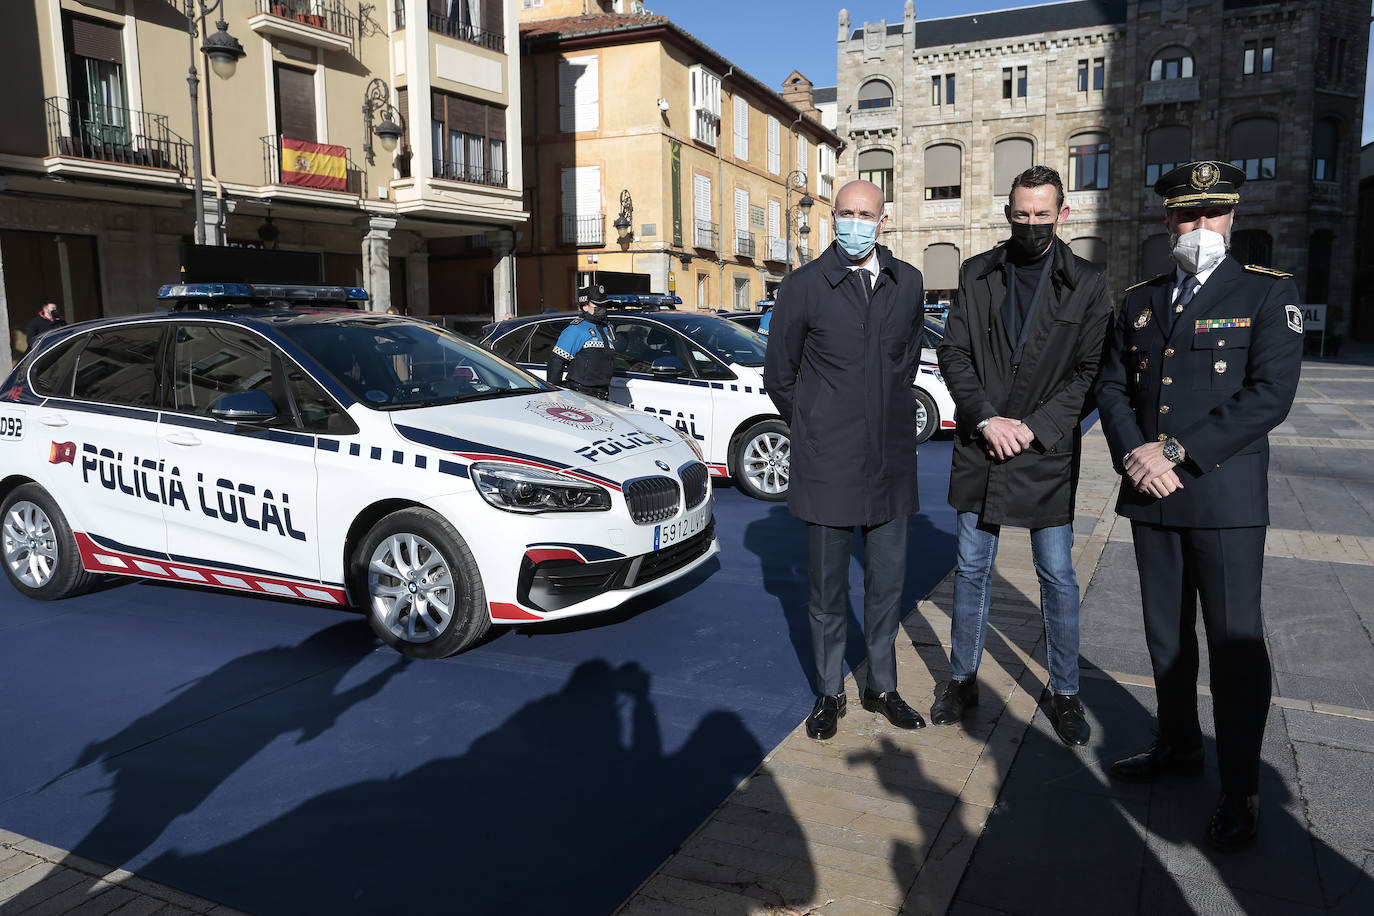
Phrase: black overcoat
[
  {"left": 764, "top": 242, "right": 925, "bottom": 527},
  {"left": 1094, "top": 255, "right": 1303, "bottom": 527},
  {"left": 937, "top": 239, "right": 1112, "bottom": 528}
]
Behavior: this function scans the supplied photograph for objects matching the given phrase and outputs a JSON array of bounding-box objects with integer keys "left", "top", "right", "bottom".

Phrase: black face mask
[
  {"left": 588, "top": 305, "right": 608, "bottom": 323},
  {"left": 1007, "top": 222, "right": 1056, "bottom": 262}
]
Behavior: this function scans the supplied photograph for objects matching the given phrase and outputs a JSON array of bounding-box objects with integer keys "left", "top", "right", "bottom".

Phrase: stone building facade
[{"left": 837, "top": 0, "right": 1369, "bottom": 339}]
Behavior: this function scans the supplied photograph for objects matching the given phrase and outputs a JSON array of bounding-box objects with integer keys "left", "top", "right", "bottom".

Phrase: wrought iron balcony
[
  {"left": 45, "top": 97, "right": 190, "bottom": 173},
  {"left": 428, "top": 10, "right": 505, "bottom": 52},
  {"left": 432, "top": 158, "right": 507, "bottom": 188},
  {"left": 562, "top": 214, "right": 604, "bottom": 246},
  {"left": 693, "top": 219, "right": 719, "bottom": 251},
  {"left": 261, "top": 134, "right": 365, "bottom": 196},
  {"left": 735, "top": 232, "right": 756, "bottom": 258},
  {"left": 256, "top": 0, "right": 357, "bottom": 37}
]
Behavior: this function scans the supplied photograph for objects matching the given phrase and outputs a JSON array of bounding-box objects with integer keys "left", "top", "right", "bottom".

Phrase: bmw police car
[
  {"left": 0, "top": 284, "right": 717, "bottom": 658},
  {"left": 485, "top": 305, "right": 789, "bottom": 501}
]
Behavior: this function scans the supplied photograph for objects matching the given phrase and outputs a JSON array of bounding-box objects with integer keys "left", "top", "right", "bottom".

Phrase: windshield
[
  {"left": 279, "top": 318, "right": 549, "bottom": 409},
  {"left": 660, "top": 314, "right": 767, "bottom": 367}
]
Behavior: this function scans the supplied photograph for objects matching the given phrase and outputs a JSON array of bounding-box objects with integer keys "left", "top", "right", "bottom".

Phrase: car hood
[{"left": 390, "top": 390, "right": 690, "bottom": 480}]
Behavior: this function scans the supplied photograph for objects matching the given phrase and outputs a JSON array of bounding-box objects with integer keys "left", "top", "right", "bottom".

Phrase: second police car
[{"left": 0, "top": 284, "right": 717, "bottom": 658}]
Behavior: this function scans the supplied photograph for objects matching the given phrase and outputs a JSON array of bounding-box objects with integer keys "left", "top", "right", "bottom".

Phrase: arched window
[
  {"left": 857, "top": 79, "right": 893, "bottom": 110},
  {"left": 993, "top": 137, "right": 1033, "bottom": 196},
  {"left": 858, "top": 148, "right": 894, "bottom": 203},
  {"left": 1142, "top": 234, "right": 1173, "bottom": 278},
  {"left": 923, "top": 243, "right": 960, "bottom": 303},
  {"left": 1230, "top": 229, "right": 1273, "bottom": 266},
  {"left": 1145, "top": 125, "right": 1190, "bottom": 186},
  {"left": 1150, "top": 46, "right": 1194, "bottom": 81},
  {"left": 1228, "top": 117, "right": 1278, "bottom": 181},
  {"left": 924, "top": 144, "right": 962, "bottom": 200},
  {"left": 1313, "top": 117, "right": 1340, "bottom": 182},
  {"left": 1068, "top": 132, "right": 1110, "bottom": 190},
  {"left": 1069, "top": 236, "right": 1108, "bottom": 268}
]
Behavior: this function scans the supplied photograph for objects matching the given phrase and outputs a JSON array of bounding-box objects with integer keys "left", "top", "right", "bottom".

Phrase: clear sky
[{"left": 650, "top": 0, "right": 1374, "bottom": 146}]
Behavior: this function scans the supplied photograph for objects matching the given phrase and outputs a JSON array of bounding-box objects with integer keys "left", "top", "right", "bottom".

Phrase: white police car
[
  {"left": 0, "top": 284, "right": 717, "bottom": 658},
  {"left": 486, "top": 305, "right": 790, "bottom": 501}
]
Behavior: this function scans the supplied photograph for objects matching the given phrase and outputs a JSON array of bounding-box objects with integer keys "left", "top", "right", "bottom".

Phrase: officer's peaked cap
[
  {"left": 1153, "top": 160, "right": 1245, "bottom": 209},
  {"left": 576, "top": 284, "right": 609, "bottom": 305}
]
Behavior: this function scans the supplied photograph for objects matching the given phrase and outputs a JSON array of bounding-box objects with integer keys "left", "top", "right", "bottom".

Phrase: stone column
[
  {"left": 491, "top": 229, "right": 516, "bottom": 319},
  {"left": 359, "top": 215, "right": 398, "bottom": 312},
  {"left": 406, "top": 249, "right": 430, "bottom": 316}
]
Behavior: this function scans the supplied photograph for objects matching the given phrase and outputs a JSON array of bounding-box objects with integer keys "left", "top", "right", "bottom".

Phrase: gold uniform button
[
  {"left": 1129, "top": 345, "right": 1138, "bottom": 352},
  {"left": 1164, "top": 348, "right": 1175, "bottom": 357},
  {"left": 1162, "top": 376, "right": 1173, "bottom": 385},
  {"left": 1157, "top": 434, "right": 1168, "bottom": 441},
  {"left": 1159, "top": 405, "right": 1171, "bottom": 414},
  {"left": 1217, "top": 339, "right": 1226, "bottom": 347}
]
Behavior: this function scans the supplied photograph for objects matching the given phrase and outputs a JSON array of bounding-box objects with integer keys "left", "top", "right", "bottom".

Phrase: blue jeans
[{"left": 949, "top": 511, "right": 1081, "bottom": 695}]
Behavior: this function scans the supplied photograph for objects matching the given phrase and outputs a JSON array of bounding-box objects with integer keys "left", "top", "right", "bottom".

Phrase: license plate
[{"left": 654, "top": 503, "right": 709, "bottom": 550}]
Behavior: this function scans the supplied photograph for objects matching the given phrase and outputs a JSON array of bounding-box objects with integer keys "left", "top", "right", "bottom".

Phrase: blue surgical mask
[{"left": 835, "top": 217, "right": 880, "bottom": 259}]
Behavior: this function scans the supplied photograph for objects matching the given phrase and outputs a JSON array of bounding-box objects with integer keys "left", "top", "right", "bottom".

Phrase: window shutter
[
  {"left": 733, "top": 97, "right": 749, "bottom": 161},
  {"left": 559, "top": 57, "right": 598, "bottom": 133},
  {"left": 768, "top": 117, "right": 780, "bottom": 174},
  {"left": 275, "top": 65, "right": 317, "bottom": 143},
  {"left": 924, "top": 144, "right": 960, "bottom": 187},
  {"left": 796, "top": 135, "right": 808, "bottom": 182},
  {"left": 993, "top": 137, "right": 1032, "bottom": 194},
  {"left": 734, "top": 188, "right": 748, "bottom": 235},
  {"left": 923, "top": 244, "right": 960, "bottom": 290},
  {"left": 768, "top": 200, "right": 782, "bottom": 258},
  {"left": 69, "top": 16, "right": 123, "bottom": 64},
  {"left": 816, "top": 215, "right": 829, "bottom": 250},
  {"left": 694, "top": 174, "right": 711, "bottom": 222}
]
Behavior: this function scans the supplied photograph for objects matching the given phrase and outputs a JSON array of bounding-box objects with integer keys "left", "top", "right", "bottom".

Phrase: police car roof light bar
[{"left": 157, "top": 283, "right": 370, "bottom": 308}]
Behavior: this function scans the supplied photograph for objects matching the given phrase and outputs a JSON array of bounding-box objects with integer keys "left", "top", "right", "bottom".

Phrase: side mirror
[
  {"left": 648, "top": 356, "right": 686, "bottom": 377},
  {"left": 210, "top": 389, "right": 279, "bottom": 423}
]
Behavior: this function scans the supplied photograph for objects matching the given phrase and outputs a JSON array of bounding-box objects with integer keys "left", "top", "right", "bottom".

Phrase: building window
[
  {"left": 1243, "top": 39, "right": 1274, "bottom": 75},
  {"left": 993, "top": 137, "right": 1032, "bottom": 195},
  {"left": 768, "top": 116, "right": 780, "bottom": 174},
  {"left": 1142, "top": 234, "right": 1172, "bottom": 277},
  {"left": 1144, "top": 125, "right": 1190, "bottom": 186},
  {"left": 275, "top": 64, "right": 317, "bottom": 143},
  {"left": 796, "top": 134, "right": 808, "bottom": 186},
  {"left": 1002, "top": 66, "right": 1027, "bottom": 99},
  {"left": 858, "top": 149, "right": 894, "bottom": 203},
  {"left": 931, "top": 75, "right": 941, "bottom": 106},
  {"left": 1325, "top": 36, "right": 1347, "bottom": 82},
  {"left": 1069, "top": 236, "right": 1107, "bottom": 269},
  {"left": 1307, "top": 230, "right": 1332, "bottom": 302},
  {"left": 693, "top": 173, "right": 714, "bottom": 249},
  {"left": 1313, "top": 117, "right": 1339, "bottom": 182},
  {"left": 1076, "top": 57, "right": 1104, "bottom": 92},
  {"left": 432, "top": 90, "right": 507, "bottom": 186},
  {"left": 923, "top": 144, "right": 961, "bottom": 200},
  {"left": 922, "top": 244, "right": 960, "bottom": 304},
  {"left": 733, "top": 96, "right": 749, "bottom": 161},
  {"left": 561, "top": 165, "right": 602, "bottom": 245},
  {"left": 1231, "top": 229, "right": 1273, "bottom": 267},
  {"left": 690, "top": 65, "right": 721, "bottom": 147},
  {"left": 857, "top": 78, "right": 893, "bottom": 109},
  {"left": 1093, "top": 57, "right": 1104, "bottom": 90},
  {"left": 1150, "top": 46, "right": 1194, "bottom": 81},
  {"left": 64, "top": 14, "right": 130, "bottom": 149},
  {"left": 931, "top": 74, "right": 955, "bottom": 106},
  {"left": 818, "top": 145, "right": 836, "bottom": 199},
  {"left": 768, "top": 199, "right": 782, "bottom": 260},
  {"left": 1068, "top": 132, "right": 1109, "bottom": 190},
  {"left": 1228, "top": 117, "right": 1278, "bottom": 181},
  {"left": 558, "top": 55, "right": 598, "bottom": 133}
]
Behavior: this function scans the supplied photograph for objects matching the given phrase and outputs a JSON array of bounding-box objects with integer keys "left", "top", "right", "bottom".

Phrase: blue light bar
[
  {"left": 158, "top": 283, "right": 253, "bottom": 299},
  {"left": 157, "top": 282, "right": 370, "bottom": 303},
  {"left": 605, "top": 293, "right": 682, "bottom": 307}
]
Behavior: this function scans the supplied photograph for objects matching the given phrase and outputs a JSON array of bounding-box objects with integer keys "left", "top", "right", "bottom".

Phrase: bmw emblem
[{"left": 655, "top": 459, "right": 671, "bottom": 471}]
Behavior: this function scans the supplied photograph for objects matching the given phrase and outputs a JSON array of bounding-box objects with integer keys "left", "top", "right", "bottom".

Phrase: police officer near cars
[
  {"left": 547, "top": 284, "right": 614, "bottom": 400},
  {"left": 1095, "top": 160, "right": 1304, "bottom": 852}
]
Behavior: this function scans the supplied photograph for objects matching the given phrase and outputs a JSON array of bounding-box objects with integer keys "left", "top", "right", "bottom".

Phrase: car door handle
[
  {"left": 37, "top": 415, "right": 69, "bottom": 427},
  {"left": 163, "top": 432, "right": 202, "bottom": 447}
]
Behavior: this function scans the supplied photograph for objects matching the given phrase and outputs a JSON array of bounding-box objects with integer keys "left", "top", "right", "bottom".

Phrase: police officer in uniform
[
  {"left": 547, "top": 284, "right": 614, "bottom": 400},
  {"left": 1095, "top": 160, "right": 1304, "bottom": 851}
]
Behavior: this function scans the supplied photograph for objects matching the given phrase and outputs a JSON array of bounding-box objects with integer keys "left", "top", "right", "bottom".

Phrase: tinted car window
[
  {"left": 525, "top": 320, "right": 573, "bottom": 366},
  {"left": 489, "top": 323, "right": 534, "bottom": 362},
  {"left": 30, "top": 336, "right": 86, "bottom": 398},
  {"left": 664, "top": 315, "right": 766, "bottom": 367},
  {"left": 72, "top": 325, "right": 164, "bottom": 406},
  {"left": 606, "top": 319, "right": 686, "bottom": 372},
  {"left": 171, "top": 325, "right": 274, "bottom": 415},
  {"left": 285, "top": 362, "right": 355, "bottom": 434}
]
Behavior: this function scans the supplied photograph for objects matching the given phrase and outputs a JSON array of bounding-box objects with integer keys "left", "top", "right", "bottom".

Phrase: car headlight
[{"left": 471, "top": 462, "right": 612, "bottom": 513}]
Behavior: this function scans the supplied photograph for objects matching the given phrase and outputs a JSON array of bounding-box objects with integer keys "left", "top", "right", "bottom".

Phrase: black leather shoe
[
  {"left": 1207, "top": 793, "right": 1260, "bottom": 852},
  {"left": 930, "top": 679, "right": 979, "bottom": 726},
  {"left": 862, "top": 689, "right": 926, "bottom": 729},
  {"left": 1108, "top": 741, "right": 1204, "bottom": 781},
  {"left": 1050, "top": 694, "right": 1091, "bottom": 746},
  {"left": 805, "top": 694, "right": 846, "bottom": 740}
]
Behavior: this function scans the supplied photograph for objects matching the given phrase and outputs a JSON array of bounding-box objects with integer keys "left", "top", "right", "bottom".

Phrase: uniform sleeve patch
[{"left": 1285, "top": 304, "right": 1303, "bottom": 334}]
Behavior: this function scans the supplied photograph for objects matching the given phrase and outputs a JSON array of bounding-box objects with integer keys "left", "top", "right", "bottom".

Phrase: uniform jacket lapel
[{"left": 1171, "top": 257, "right": 1242, "bottom": 342}]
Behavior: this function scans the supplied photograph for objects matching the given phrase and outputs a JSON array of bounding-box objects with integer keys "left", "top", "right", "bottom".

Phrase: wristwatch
[
  {"left": 1162, "top": 437, "right": 1185, "bottom": 464},
  {"left": 975, "top": 418, "right": 992, "bottom": 435}
]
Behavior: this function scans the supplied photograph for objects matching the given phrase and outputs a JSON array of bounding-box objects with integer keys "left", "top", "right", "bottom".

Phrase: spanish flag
[{"left": 280, "top": 137, "right": 347, "bottom": 191}]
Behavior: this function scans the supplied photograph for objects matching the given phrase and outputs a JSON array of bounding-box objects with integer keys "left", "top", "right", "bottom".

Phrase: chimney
[{"left": 781, "top": 70, "right": 821, "bottom": 123}]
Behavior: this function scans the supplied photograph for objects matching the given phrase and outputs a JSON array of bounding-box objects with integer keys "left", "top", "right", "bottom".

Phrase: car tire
[
  {"left": 353, "top": 507, "right": 489, "bottom": 658},
  {"left": 913, "top": 388, "right": 939, "bottom": 445},
  {"left": 731, "top": 419, "right": 790, "bottom": 502},
  {"left": 0, "top": 484, "right": 97, "bottom": 600}
]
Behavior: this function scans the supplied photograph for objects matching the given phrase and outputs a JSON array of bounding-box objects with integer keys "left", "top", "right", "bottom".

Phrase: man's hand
[
  {"left": 1125, "top": 441, "right": 1184, "bottom": 498},
  {"left": 981, "top": 416, "right": 1033, "bottom": 461}
]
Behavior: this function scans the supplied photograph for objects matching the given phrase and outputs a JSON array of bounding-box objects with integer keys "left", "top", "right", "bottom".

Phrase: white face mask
[{"left": 1170, "top": 227, "right": 1228, "bottom": 275}]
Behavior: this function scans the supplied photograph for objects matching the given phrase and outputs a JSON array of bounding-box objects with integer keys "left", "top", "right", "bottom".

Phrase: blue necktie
[{"left": 1163, "top": 276, "right": 1199, "bottom": 335}]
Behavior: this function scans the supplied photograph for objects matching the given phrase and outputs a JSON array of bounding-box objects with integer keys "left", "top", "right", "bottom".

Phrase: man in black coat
[
  {"left": 764, "top": 179, "right": 927, "bottom": 740},
  {"left": 1095, "top": 160, "right": 1303, "bottom": 851},
  {"left": 25, "top": 302, "right": 65, "bottom": 348},
  {"left": 932, "top": 166, "right": 1112, "bottom": 746}
]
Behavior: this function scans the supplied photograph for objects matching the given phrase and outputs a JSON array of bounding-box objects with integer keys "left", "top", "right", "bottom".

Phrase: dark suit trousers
[
  {"left": 1131, "top": 522, "right": 1270, "bottom": 796},
  {"left": 807, "top": 517, "right": 909, "bottom": 696}
]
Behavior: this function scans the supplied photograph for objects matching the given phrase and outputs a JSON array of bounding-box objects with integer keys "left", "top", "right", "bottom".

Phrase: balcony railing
[
  {"left": 767, "top": 237, "right": 787, "bottom": 262},
  {"left": 394, "top": 0, "right": 405, "bottom": 27},
  {"left": 262, "top": 134, "right": 365, "bottom": 196},
  {"left": 432, "top": 158, "right": 507, "bottom": 187},
  {"left": 562, "top": 213, "right": 604, "bottom": 246},
  {"left": 735, "top": 232, "right": 756, "bottom": 258},
  {"left": 45, "top": 97, "right": 190, "bottom": 173},
  {"left": 256, "top": 0, "right": 357, "bottom": 37},
  {"left": 428, "top": 11, "right": 505, "bottom": 52},
  {"left": 693, "top": 219, "right": 719, "bottom": 251}
]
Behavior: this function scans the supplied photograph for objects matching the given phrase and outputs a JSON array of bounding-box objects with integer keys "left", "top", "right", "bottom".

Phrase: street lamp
[
  {"left": 184, "top": 0, "right": 245, "bottom": 245},
  {"left": 613, "top": 189, "right": 633, "bottom": 237},
  {"left": 363, "top": 78, "right": 406, "bottom": 164},
  {"left": 783, "top": 170, "right": 813, "bottom": 274}
]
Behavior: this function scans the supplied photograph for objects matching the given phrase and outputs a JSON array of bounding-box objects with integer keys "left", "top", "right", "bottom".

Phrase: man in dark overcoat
[
  {"left": 932, "top": 166, "right": 1112, "bottom": 746},
  {"left": 1095, "top": 160, "right": 1303, "bottom": 851},
  {"left": 764, "top": 179, "right": 927, "bottom": 740}
]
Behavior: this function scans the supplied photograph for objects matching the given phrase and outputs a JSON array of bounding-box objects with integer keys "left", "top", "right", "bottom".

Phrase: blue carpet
[{"left": 0, "top": 439, "right": 957, "bottom": 915}]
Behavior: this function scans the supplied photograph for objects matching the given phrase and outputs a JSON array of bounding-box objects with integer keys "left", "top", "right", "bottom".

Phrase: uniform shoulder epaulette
[
  {"left": 1123, "top": 272, "right": 1170, "bottom": 293},
  {"left": 1244, "top": 264, "right": 1293, "bottom": 278}
]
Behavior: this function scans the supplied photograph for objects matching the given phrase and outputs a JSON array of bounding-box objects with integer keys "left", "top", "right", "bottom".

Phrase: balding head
[
  {"left": 832, "top": 180, "right": 888, "bottom": 262},
  {"left": 835, "top": 180, "right": 884, "bottom": 217}
]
